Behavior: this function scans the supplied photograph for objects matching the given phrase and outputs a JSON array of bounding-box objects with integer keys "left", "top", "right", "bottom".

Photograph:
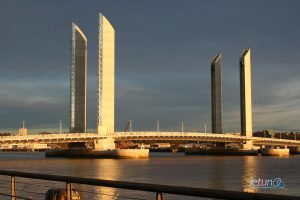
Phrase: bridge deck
[{"left": 0, "top": 132, "right": 300, "bottom": 147}]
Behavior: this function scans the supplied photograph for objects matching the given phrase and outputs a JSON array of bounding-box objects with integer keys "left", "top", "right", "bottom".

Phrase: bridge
[
  {"left": 114, "top": 132, "right": 300, "bottom": 147},
  {"left": 1, "top": 132, "right": 300, "bottom": 148}
]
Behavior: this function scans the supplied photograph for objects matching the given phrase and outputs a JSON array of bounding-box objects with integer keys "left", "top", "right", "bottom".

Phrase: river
[{"left": 0, "top": 152, "right": 299, "bottom": 199}]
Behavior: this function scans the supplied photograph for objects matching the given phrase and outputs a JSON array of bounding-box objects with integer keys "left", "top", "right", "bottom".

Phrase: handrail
[{"left": 0, "top": 170, "right": 299, "bottom": 200}]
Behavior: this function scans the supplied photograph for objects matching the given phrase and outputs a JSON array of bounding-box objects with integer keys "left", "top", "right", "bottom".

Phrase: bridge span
[
  {"left": 0, "top": 133, "right": 103, "bottom": 145},
  {"left": 1, "top": 132, "right": 300, "bottom": 147},
  {"left": 114, "top": 132, "right": 300, "bottom": 147}
]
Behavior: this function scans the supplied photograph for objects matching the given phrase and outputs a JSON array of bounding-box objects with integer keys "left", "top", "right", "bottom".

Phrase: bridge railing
[
  {"left": 0, "top": 170, "right": 299, "bottom": 200},
  {"left": 2, "top": 132, "right": 300, "bottom": 147},
  {"left": 114, "top": 131, "right": 247, "bottom": 138},
  {"left": 0, "top": 133, "right": 104, "bottom": 144}
]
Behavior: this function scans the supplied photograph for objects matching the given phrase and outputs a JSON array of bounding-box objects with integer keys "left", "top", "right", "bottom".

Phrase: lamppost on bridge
[
  {"left": 21, "top": 121, "right": 26, "bottom": 129},
  {"left": 234, "top": 129, "right": 239, "bottom": 135},
  {"left": 59, "top": 120, "right": 63, "bottom": 134},
  {"left": 156, "top": 121, "right": 160, "bottom": 132},
  {"left": 204, "top": 123, "right": 207, "bottom": 134},
  {"left": 263, "top": 130, "right": 267, "bottom": 138},
  {"left": 181, "top": 121, "right": 185, "bottom": 133},
  {"left": 129, "top": 120, "right": 133, "bottom": 132},
  {"left": 279, "top": 131, "right": 282, "bottom": 140}
]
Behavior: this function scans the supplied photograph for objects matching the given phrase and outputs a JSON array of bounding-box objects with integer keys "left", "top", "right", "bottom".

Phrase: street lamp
[
  {"left": 21, "top": 121, "right": 26, "bottom": 129},
  {"left": 181, "top": 121, "right": 185, "bottom": 133},
  {"left": 129, "top": 120, "right": 133, "bottom": 132},
  {"left": 279, "top": 131, "right": 282, "bottom": 140},
  {"left": 156, "top": 121, "right": 160, "bottom": 132},
  {"left": 59, "top": 120, "right": 63, "bottom": 134}
]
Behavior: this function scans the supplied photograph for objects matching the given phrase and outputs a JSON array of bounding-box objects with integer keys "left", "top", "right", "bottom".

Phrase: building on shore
[{"left": 18, "top": 128, "right": 28, "bottom": 136}]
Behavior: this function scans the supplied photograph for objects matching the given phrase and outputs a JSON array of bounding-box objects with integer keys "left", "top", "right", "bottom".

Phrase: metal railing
[{"left": 0, "top": 170, "right": 299, "bottom": 200}]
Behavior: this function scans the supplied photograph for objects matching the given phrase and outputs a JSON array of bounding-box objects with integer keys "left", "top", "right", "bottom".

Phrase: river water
[{"left": 0, "top": 152, "right": 299, "bottom": 199}]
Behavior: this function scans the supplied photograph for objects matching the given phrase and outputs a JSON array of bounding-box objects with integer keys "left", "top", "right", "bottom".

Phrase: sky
[{"left": 1, "top": 0, "right": 300, "bottom": 133}]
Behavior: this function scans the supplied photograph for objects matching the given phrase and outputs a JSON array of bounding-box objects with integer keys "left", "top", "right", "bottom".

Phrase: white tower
[
  {"left": 97, "top": 13, "right": 115, "bottom": 135},
  {"left": 240, "top": 48, "right": 253, "bottom": 149}
]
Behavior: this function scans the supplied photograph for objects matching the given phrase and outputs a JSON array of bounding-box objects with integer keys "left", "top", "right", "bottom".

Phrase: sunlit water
[{"left": 0, "top": 152, "right": 299, "bottom": 199}]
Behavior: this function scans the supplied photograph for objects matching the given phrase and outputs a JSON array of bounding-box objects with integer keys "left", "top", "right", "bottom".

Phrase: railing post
[
  {"left": 156, "top": 192, "right": 163, "bottom": 200},
  {"left": 66, "top": 182, "right": 72, "bottom": 200},
  {"left": 11, "top": 176, "right": 15, "bottom": 200}
]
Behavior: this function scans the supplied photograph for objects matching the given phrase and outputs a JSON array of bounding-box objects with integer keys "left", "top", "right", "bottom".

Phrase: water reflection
[
  {"left": 72, "top": 159, "right": 120, "bottom": 200},
  {"left": 94, "top": 160, "right": 120, "bottom": 200},
  {"left": 242, "top": 156, "right": 258, "bottom": 193},
  {"left": 211, "top": 158, "right": 225, "bottom": 189}
]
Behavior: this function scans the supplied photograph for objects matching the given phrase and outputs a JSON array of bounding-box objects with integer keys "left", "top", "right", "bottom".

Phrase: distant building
[
  {"left": 97, "top": 13, "right": 115, "bottom": 134},
  {"left": 18, "top": 128, "right": 27, "bottom": 136},
  {"left": 211, "top": 53, "right": 223, "bottom": 133},
  {"left": 240, "top": 48, "right": 253, "bottom": 138},
  {"left": 70, "top": 23, "right": 87, "bottom": 133}
]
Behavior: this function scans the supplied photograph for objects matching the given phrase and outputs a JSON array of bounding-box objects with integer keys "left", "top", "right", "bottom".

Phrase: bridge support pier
[
  {"left": 242, "top": 141, "right": 253, "bottom": 150},
  {"left": 215, "top": 142, "right": 225, "bottom": 149},
  {"left": 94, "top": 138, "right": 115, "bottom": 150},
  {"left": 289, "top": 146, "right": 300, "bottom": 154},
  {"left": 296, "top": 146, "right": 300, "bottom": 153}
]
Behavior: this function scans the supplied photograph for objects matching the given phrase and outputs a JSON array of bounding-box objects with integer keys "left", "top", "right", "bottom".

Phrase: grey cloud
[{"left": 1, "top": 0, "right": 300, "bottom": 132}]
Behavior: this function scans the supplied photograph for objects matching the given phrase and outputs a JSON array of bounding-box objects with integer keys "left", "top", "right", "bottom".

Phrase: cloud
[
  {"left": 0, "top": 80, "right": 69, "bottom": 130},
  {"left": 1, "top": 0, "right": 300, "bottom": 133}
]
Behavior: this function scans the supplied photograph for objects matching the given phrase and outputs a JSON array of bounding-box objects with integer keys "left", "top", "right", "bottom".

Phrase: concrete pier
[
  {"left": 185, "top": 148, "right": 258, "bottom": 156},
  {"left": 289, "top": 146, "right": 300, "bottom": 155},
  {"left": 261, "top": 147, "right": 289, "bottom": 156},
  {"left": 46, "top": 148, "right": 149, "bottom": 159}
]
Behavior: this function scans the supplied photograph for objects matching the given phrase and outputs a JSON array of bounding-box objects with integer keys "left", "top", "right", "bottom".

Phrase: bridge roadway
[{"left": 1, "top": 132, "right": 300, "bottom": 147}]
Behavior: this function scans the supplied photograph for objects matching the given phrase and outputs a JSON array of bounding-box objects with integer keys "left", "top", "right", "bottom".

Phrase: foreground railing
[{"left": 0, "top": 170, "right": 299, "bottom": 200}]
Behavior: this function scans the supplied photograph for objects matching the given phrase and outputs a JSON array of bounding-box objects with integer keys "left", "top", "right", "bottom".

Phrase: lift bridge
[{"left": 1, "top": 132, "right": 300, "bottom": 148}]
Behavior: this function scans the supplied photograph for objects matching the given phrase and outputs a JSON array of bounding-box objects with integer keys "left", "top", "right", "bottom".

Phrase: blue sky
[{"left": 1, "top": 0, "right": 300, "bottom": 133}]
